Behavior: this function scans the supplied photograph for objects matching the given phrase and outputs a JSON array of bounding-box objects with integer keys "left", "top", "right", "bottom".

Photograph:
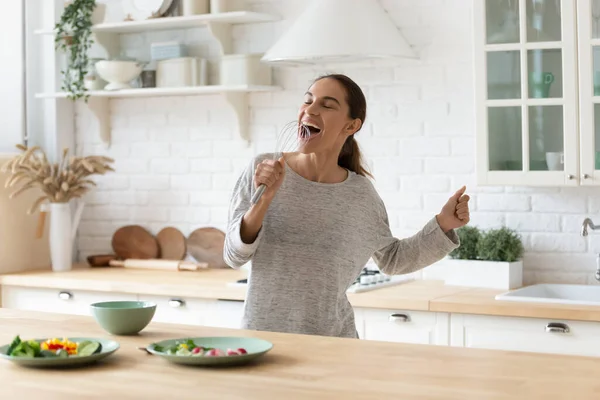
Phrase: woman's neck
[{"left": 286, "top": 151, "right": 348, "bottom": 183}]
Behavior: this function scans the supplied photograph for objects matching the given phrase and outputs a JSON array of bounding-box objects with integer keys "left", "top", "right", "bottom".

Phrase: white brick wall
[{"left": 74, "top": 0, "right": 600, "bottom": 284}]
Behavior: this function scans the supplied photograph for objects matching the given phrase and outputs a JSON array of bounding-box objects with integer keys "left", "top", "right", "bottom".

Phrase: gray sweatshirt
[{"left": 223, "top": 153, "right": 459, "bottom": 338}]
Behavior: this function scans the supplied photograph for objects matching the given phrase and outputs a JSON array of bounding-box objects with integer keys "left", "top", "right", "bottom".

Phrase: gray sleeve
[
  {"left": 223, "top": 158, "right": 264, "bottom": 269},
  {"left": 371, "top": 202, "right": 460, "bottom": 276}
]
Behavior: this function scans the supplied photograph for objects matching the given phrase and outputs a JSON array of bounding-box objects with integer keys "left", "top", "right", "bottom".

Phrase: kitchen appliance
[
  {"left": 261, "top": 0, "right": 417, "bottom": 66},
  {"left": 229, "top": 267, "right": 414, "bottom": 293}
]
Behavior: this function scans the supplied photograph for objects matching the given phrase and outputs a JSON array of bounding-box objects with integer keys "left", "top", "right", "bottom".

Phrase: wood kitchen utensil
[
  {"left": 187, "top": 227, "right": 227, "bottom": 269},
  {"left": 87, "top": 254, "right": 118, "bottom": 267},
  {"left": 109, "top": 259, "right": 208, "bottom": 271},
  {"left": 156, "top": 227, "right": 186, "bottom": 260},
  {"left": 111, "top": 225, "right": 159, "bottom": 260}
]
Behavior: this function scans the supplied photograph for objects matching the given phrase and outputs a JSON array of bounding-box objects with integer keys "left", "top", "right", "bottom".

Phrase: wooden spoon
[
  {"left": 156, "top": 227, "right": 186, "bottom": 260},
  {"left": 111, "top": 225, "right": 159, "bottom": 260}
]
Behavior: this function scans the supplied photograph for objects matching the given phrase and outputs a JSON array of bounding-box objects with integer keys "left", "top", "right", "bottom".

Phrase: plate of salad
[
  {"left": 0, "top": 335, "right": 119, "bottom": 368},
  {"left": 146, "top": 337, "right": 273, "bottom": 366}
]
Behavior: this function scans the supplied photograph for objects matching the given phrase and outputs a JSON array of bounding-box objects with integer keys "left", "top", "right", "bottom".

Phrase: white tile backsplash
[{"left": 73, "top": 0, "right": 600, "bottom": 284}]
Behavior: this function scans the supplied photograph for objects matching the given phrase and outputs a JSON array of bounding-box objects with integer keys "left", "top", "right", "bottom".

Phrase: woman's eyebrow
[{"left": 304, "top": 91, "right": 341, "bottom": 105}]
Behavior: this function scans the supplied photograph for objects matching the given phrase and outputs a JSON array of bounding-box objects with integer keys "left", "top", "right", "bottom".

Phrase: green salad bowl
[{"left": 90, "top": 301, "right": 156, "bottom": 335}]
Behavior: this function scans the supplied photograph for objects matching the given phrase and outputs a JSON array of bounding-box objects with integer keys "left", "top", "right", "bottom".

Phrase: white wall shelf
[
  {"left": 33, "top": 11, "right": 279, "bottom": 35},
  {"left": 35, "top": 85, "right": 280, "bottom": 99},
  {"left": 36, "top": 85, "right": 280, "bottom": 147},
  {"left": 34, "top": 7, "right": 282, "bottom": 147}
]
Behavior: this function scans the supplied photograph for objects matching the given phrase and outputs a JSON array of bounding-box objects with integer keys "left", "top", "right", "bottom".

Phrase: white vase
[{"left": 47, "top": 201, "right": 85, "bottom": 272}]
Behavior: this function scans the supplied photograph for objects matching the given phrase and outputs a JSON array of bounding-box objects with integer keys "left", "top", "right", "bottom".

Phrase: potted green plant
[
  {"left": 55, "top": 0, "right": 99, "bottom": 101},
  {"left": 422, "top": 226, "right": 524, "bottom": 289}
]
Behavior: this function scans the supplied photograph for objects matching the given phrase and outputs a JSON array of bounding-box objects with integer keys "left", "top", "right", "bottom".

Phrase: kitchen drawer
[
  {"left": 361, "top": 308, "right": 450, "bottom": 345},
  {"left": 1, "top": 286, "right": 137, "bottom": 316},
  {"left": 203, "top": 299, "right": 244, "bottom": 329},
  {"left": 137, "top": 294, "right": 217, "bottom": 326},
  {"left": 450, "top": 313, "right": 600, "bottom": 357}
]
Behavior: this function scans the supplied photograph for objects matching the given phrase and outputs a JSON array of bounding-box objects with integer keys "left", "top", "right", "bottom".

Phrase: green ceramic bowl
[{"left": 90, "top": 301, "right": 156, "bottom": 335}]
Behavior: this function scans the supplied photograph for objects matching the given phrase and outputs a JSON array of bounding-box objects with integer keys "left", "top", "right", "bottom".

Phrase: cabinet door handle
[
  {"left": 584, "top": 174, "right": 591, "bottom": 179},
  {"left": 567, "top": 174, "right": 575, "bottom": 180},
  {"left": 545, "top": 322, "right": 569, "bottom": 333},
  {"left": 168, "top": 299, "right": 185, "bottom": 308},
  {"left": 389, "top": 313, "right": 410, "bottom": 323},
  {"left": 58, "top": 291, "right": 72, "bottom": 300}
]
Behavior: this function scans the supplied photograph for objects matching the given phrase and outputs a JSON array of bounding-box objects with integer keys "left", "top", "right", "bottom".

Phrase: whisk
[{"left": 250, "top": 121, "right": 311, "bottom": 205}]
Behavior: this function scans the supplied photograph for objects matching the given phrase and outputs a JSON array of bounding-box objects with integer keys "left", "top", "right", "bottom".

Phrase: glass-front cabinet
[
  {"left": 578, "top": 0, "right": 600, "bottom": 185},
  {"left": 474, "top": 0, "right": 578, "bottom": 186}
]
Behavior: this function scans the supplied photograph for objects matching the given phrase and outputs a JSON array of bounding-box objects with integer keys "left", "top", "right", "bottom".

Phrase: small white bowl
[{"left": 95, "top": 60, "right": 143, "bottom": 91}]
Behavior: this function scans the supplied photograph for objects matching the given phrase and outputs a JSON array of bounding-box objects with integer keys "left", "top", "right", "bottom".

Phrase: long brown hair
[{"left": 312, "top": 74, "right": 373, "bottom": 178}]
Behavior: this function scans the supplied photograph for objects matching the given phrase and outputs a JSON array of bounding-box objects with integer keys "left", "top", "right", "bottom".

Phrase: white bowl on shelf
[{"left": 95, "top": 60, "right": 143, "bottom": 91}]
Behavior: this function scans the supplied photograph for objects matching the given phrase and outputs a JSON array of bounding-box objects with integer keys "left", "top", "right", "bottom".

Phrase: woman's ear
[{"left": 345, "top": 118, "right": 362, "bottom": 136}]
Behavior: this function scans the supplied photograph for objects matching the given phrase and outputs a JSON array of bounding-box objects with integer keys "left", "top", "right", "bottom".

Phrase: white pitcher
[{"left": 42, "top": 200, "right": 85, "bottom": 272}]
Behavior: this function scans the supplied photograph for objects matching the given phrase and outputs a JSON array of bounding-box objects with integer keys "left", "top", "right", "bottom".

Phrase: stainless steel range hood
[{"left": 261, "top": 0, "right": 417, "bottom": 66}]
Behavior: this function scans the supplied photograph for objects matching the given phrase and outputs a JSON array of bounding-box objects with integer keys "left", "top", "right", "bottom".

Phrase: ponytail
[
  {"left": 338, "top": 135, "right": 373, "bottom": 178},
  {"left": 312, "top": 73, "right": 373, "bottom": 179}
]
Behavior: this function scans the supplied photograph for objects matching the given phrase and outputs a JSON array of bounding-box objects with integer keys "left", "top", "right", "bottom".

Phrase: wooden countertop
[
  {"left": 5, "top": 266, "right": 600, "bottom": 322},
  {"left": 430, "top": 287, "right": 600, "bottom": 321},
  {"left": 1, "top": 308, "right": 600, "bottom": 399},
  {"left": 0, "top": 266, "right": 472, "bottom": 311}
]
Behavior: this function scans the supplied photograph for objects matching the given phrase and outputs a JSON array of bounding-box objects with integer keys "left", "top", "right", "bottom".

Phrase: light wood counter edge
[{"left": 430, "top": 287, "right": 600, "bottom": 322}]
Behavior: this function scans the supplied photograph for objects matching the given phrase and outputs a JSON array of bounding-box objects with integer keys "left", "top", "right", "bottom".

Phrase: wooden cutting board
[
  {"left": 187, "top": 227, "right": 227, "bottom": 269},
  {"left": 111, "top": 225, "right": 159, "bottom": 260},
  {"left": 156, "top": 227, "right": 186, "bottom": 260}
]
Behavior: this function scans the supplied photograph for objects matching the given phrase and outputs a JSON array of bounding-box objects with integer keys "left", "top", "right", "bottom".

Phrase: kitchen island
[{"left": 0, "top": 308, "right": 599, "bottom": 399}]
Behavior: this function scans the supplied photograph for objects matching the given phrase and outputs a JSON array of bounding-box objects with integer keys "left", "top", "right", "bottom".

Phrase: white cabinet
[
  {"left": 204, "top": 299, "right": 244, "bottom": 329},
  {"left": 130, "top": 295, "right": 244, "bottom": 329},
  {"left": 359, "top": 308, "right": 450, "bottom": 345},
  {"left": 1, "top": 286, "right": 137, "bottom": 316},
  {"left": 474, "top": 0, "right": 590, "bottom": 186},
  {"left": 137, "top": 294, "right": 216, "bottom": 326},
  {"left": 1, "top": 286, "right": 245, "bottom": 330},
  {"left": 450, "top": 313, "right": 600, "bottom": 357}
]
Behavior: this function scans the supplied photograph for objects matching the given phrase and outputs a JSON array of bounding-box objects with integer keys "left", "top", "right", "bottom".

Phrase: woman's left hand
[{"left": 436, "top": 186, "right": 470, "bottom": 233}]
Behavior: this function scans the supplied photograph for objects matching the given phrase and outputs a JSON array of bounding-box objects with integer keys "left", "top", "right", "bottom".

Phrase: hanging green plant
[{"left": 54, "top": 0, "right": 97, "bottom": 101}]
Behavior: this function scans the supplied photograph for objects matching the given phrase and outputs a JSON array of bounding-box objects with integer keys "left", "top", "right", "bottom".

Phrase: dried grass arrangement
[{"left": 0, "top": 144, "right": 114, "bottom": 214}]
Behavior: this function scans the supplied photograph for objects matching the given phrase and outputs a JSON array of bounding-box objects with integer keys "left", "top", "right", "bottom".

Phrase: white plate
[{"left": 122, "top": 0, "right": 174, "bottom": 21}]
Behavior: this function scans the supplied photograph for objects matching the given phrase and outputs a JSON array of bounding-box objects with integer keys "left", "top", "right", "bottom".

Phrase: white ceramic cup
[{"left": 546, "top": 151, "right": 564, "bottom": 171}]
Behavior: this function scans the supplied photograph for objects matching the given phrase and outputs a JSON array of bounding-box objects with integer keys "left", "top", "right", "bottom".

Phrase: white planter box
[{"left": 422, "top": 258, "right": 523, "bottom": 290}]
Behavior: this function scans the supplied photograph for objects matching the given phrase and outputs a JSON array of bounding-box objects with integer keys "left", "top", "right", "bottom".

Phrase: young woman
[{"left": 224, "top": 74, "right": 470, "bottom": 338}]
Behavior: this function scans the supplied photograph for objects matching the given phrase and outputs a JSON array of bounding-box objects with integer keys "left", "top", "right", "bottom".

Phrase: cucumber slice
[
  {"left": 77, "top": 340, "right": 101, "bottom": 357},
  {"left": 55, "top": 349, "right": 69, "bottom": 358}
]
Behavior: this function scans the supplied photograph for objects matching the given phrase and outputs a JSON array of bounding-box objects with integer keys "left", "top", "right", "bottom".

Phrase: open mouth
[{"left": 300, "top": 122, "right": 322, "bottom": 140}]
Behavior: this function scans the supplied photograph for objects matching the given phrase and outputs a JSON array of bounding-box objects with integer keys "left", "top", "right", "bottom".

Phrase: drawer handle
[
  {"left": 58, "top": 291, "right": 72, "bottom": 300},
  {"left": 545, "top": 322, "right": 570, "bottom": 333},
  {"left": 168, "top": 299, "right": 185, "bottom": 308},
  {"left": 389, "top": 313, "right": 410, "bottom": 323}
]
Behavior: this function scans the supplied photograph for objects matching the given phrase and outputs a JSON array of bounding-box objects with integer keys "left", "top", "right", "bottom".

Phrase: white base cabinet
[
  {"left": 1, "top": 286, "right": 137, "bottom": 316},
  {"left": 450, "top": 313, "right": 600, "bottom": 357},
  {"left": 357, "top": 308, "right": 449, "bottom": 345},
  {"left": 1, "top": 286, "right": 244, "bottom": 330}
]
